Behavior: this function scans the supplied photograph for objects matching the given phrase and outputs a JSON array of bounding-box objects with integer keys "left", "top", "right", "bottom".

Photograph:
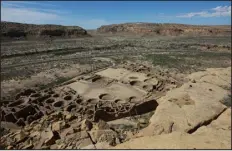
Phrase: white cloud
[
  {"left": 212, "top": 6, "right": 231, "bottom": 12},
  {"left": 4, "top": 1, "right": 57, "bottom": 7},
  {"left": 177, "top": 11, "right": 207, "bottom": 18},
  {"left": 1, "top": 6, "right": 61, "bottom": 24},
  {"left": 1, "top": 2, "right": 110, "bottom": 29},
  {"left": 177, "top": 5, "right": 231, "bottom": 18}
]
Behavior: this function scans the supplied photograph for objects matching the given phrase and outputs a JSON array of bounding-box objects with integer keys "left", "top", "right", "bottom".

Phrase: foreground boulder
[{"left": 112, "top": 108, "right": 231, "bottom": 149}]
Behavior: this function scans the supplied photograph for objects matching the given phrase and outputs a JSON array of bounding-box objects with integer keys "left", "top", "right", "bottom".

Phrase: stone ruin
[
  {"left": 1, "top": 88, "right": 158, "bottom": 126},
  {"left": 1, "top": 64, "right": 178, "bottom": 127}
]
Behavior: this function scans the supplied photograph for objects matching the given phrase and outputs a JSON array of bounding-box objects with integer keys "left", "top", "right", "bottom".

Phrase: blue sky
[{"left": 1, "top": 1, "right": 231, "bottom": 29}]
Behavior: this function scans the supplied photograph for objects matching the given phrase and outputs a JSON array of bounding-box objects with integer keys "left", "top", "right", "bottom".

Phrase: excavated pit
[
  {"left": 14, "top": 105, "right": 37, "bottom": 121},
  {"left": 4, "top": 113, "right": 17, "bottom": 123}
]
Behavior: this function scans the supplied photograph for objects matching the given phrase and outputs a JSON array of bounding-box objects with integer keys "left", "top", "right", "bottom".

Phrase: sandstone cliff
[
  {"left": 97, "top": 23, "right": 231, "bottom": 36},
  {"left": 1, "top": 21, "right": 90, "bottom": 40}
]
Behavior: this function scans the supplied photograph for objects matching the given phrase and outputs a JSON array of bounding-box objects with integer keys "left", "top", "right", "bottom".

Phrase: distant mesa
[
  {"left": 2, "top": 21, "right": 231, "bottom": 40},
  {"left": 97, "top": 22, "right": 231, "bottom": 36},
  {"left": 1, "top": 21, "right": 91, "bottom": 40}
]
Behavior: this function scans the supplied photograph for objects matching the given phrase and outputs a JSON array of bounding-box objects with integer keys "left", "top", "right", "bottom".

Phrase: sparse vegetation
[
  {"left": 38, "top": 77, "right": 72, "bottom": 90},
  {"left": 145, "top": 51, "right": 231, "bottom": 73}
]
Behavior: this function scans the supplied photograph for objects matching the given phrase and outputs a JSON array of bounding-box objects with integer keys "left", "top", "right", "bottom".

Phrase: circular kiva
[
  {"left": 92, "top": 76, "right": 102, "bottom": 82},
  {"left": 48, "top": 91, "right": 55, "bottom": 95},
  {"left": 129, "top": 80, "right": 142, "bottom": 86},
  {"left": 75, "top": 98, "right": 83, "bottom": 104},
  {"left": 45, "top": 98, "right": 55, "bottom": 104},
  {"left": 43, "top": 89, "right": 49, "bottom": 93},
  {"left": 53, "top": 101, "right": 64, "bottom": 108},
  {"left": 30, "top": 93, "right": 41, "bottom": 98},
  {"left": 87, "top": 98, "right": 98, "bottom": 104},
  {"left": 143, "top": 85, "right": 154, "bottom": 91},
  {"left": 114, "top": 99, "right": 127, "bottom": 104},
  {"left": 144, "top": 79, "right": 149, "bottom": 82},
  {"left": 53, "top": 94, "right": 59, "bottom": 98},
  {"left": 66, "top": 104, "right": 77, "bottom": 112},
  {"left": 129, "top": 96, "right": 137, "bottom": 102},
  {"left": 85, "top": 109, "right": 95, "bottom": 116},
  {"left": 26, "top": 115, "right": 34, "bottom": 124},
  {"left": 129, "top": 76, "right": 138, "bottom": 80},
  {"left": 99, "top": 93, "right": 114, "bottom": 100},
  {"left": 146, "top": 73, "right": 152, "bottom": 77},
  {"left": 45, "top": 106, "right": 51, "bottom": 110},
  {"left": 64, "top": 95, "right": 72, "bottom": 101}
]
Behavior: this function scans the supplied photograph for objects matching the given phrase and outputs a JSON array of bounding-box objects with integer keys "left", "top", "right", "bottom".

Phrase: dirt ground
[{"left": 1, "top": 35, "right": 230, "bottom": 99}]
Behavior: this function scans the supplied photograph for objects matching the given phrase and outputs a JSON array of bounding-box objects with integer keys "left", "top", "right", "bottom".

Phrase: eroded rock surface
[
  {"left": 113, "top": 107, "right": 231, "bottom": 149},
  {"left": 112, "top": 130, "right": 231, "bottom": 149}
]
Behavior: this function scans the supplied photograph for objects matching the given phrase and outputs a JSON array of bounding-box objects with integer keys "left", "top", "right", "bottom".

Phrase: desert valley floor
[{"left": 0, "top": 22, "right": 231, "bottom": 149}]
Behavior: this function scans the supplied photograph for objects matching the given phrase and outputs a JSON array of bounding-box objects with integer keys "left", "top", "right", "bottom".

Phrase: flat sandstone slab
[
  {"left": 112, "top": 130, "right": 231, "bottom": 149},
  {"left": 67, "top": 81, "right": 146, "bottom": 101},
  {"left": 136, "top": 67, "right": 230, "bottom": 137},
  {"left": 95, "top": 68, "right": 149, "bottom": 82}
]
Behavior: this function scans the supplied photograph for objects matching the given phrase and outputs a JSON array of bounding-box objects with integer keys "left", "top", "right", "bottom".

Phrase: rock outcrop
[
  {"left": 187, "top": 67, "right": 231, "bottom": 89},
  {"left": 136, "top": 67, "right": 231, "bottom": 137},
  {"left": 112, "top": 67, "right": 231, "bottom": 149},
  {"left": 113, "top": 108, "right": 231, "bottom": 149},
  {"left": 97, "top": 23, "right": 231, "bottom": 36},
  {"left": 112, "top": 130, "right": 231, "bottom": 149},
  {"left": 1, "top": 21, "right": 90, "bottom": 40}
]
